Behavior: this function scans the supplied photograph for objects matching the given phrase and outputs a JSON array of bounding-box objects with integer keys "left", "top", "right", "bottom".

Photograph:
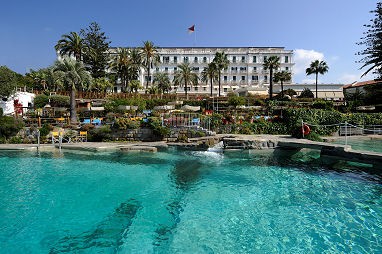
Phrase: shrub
[
  {"left": 312, "top": 99, "right": 333, "bottom": 110},
  {"left": 0, "top": 116, "right": 24, "bottom": 139},
  {"left": 299, "top": 88, "right": 314, "bottom": 98},
  {"left": 306, "top": 131, "right": 323, "bottom": 142},
  {"left": 227, "top": 94, "right": 246, "bottom": 108},
  {"left": 88, "top": 125, "right": 112, "bottom": 142},
  {"left": 39, "top": 123, "right": 53, "bottom": 137},
  {"left": 113, "top": 118, "right": 141, "bottom": 130},
  {"left": 33, "top": 94, "right": 49, "bottom": 108},
  {"left": 9, "top": 136, "right": 23, "bottom": 144},
  {"left": 147, "top": 117, "right": 170, "bottom": 139},
  {"left": 49, "top": 95, "right": 70, "bottom": 107}
]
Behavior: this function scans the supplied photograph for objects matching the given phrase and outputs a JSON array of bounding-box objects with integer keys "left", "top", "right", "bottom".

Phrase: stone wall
[{"left": 111, "top": 128, "right": 155, "bottom": 141}]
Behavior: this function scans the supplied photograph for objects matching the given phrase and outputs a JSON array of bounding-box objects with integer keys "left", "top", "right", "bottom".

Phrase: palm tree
[
  {"left": 201, "top": 62, "right": 218, "bottom": 97},
  {"left": 263, "top": 56, "right": 280, "bottom": 100},
  {"left": 54, "top": 57, "right": 92, "bottom": 124},
  {"left": 55, "top": 32, "right": 84, "bottom": 61},
  {"left": 273, "top": 71, "right": 292, "bottom": 99},
  {"left": 306, "top": 60, "right": 329, "bottom": 98},
  {"left": 153, "top": 72, "right": 171, "bottom": 96},
  {"left": 128, "top": 48, "right": 142, "bottom": 81},
  {"left": 109, "top": 48, "right": 130, "bottom": 92},
  {"left": 140, "top": 41, "right": 160, "bottom": 92},
  {"left": 173, "top": 63, "right": 198, "bottom": 100},
  {"left": 212, "top": 52, "right": 229, "bottom": 97},
  {"left": 129, "top": 80, "right": 142, "bottom": 93}
]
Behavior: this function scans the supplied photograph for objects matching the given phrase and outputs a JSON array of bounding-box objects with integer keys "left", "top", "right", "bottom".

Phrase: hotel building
[{"left": 110, "top": 47, "right": 294, "bottom": 95}]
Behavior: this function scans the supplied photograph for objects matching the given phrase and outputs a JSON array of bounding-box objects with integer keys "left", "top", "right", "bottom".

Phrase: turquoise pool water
[
  {"left": 333, "top": 138, "right": 382, "bottom": 153},
  {"left": 0, "top": 149, "right": 381, "bottom": 253}
]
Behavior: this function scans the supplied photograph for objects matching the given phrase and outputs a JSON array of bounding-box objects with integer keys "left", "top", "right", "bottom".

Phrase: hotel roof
[{"left": 343, "top": 79, "right": 382, "bottom": 89}]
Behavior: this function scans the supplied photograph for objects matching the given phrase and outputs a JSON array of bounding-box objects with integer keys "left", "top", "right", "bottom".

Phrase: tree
[
  {"left": 110, "top": 48, "right": 130, "bottom": 92},
  {"left": 54, "top": 57, "right": 92, "bottom": 124},
  {"left": 0, "top": 66, "right": 20, "bottom": 98},
  {"left": 273, "top": 71, "right": 292, "bottom": 98},
  {"left": 358, "top": 2, "right": 382, "bottom": 78},
  {"left": 306, "top": 60, "right": 329, "bottom": 98},
  {"left": 173, "top": 63, "right": 198, "bottom": 99},
  {"left": 201, "top": 62, "right": 218, "bottom": 97},
  {"left": 263, "top": 56, "right": 280, "bottom": 100},
  {"left": 153, "top": 72, "right": 171, "bottom": 95},
  {"left": 299, "top": 88, "right": 314, "bottom": 98},
  {"left": 128, "top": 48, "right": 142, "bottom": 81},
  {"left": 26, "top": 67, "right": 61, "bottom": 91},
  {"left": 140, "top": 41, "right": 160, "bottom": 92},
  {"left": 212, "top": 52, "right": 229, "bottom": 97},
  {"left": 55, "top": 31, "right": 84, "bottom": 61},
  {"left": 92, "top": 77, "right": 113, "bottom": 92},
  {"left": 80, "top": 22, "right": 111, "bottom": 79},
  {"left": 129, "top": 80, "right": 142, "bottom": 93}
]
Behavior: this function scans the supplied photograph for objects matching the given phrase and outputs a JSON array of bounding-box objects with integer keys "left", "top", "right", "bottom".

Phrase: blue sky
[{"left": 0, "top": 0, "right": 377, "bottom": 84}]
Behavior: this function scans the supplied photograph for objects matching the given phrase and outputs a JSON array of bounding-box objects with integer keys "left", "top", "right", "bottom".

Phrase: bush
[
  {"left": 50, "top": 95, "right": 70, "bottom": 107},
  {"left": 9, "top": 136, "right": 23, "bottom": 144},
  {"left": 0, "top": 116, "right": 24, "bottom": 140},
  {"left": 312, "top": 99, "right": 333, "bottom": 110},
  {"left": 88, "top": 125, "right": 112, "bottom": 142},
  {"left": 39, "top": 123, "right": 53, "bottom": 137},
  {"left": 113, "top": 118, "right": 141, "bottom": 130},
  {"left": 33, "top": 94, "right": 49, "bottom": 108},
  {"left": 227, "top": 94, "right": 246, "bottom": 108},
  {"left": 299, "top": 88, "right": 314, "bottom": 98},
  {"left": 146, "top": 117, "right": 170, "bottom": 139}
]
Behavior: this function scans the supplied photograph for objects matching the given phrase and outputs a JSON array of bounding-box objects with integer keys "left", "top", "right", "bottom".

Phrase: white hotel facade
[{"left": 110, "top": 47, "right": 294, "bottom": 95}]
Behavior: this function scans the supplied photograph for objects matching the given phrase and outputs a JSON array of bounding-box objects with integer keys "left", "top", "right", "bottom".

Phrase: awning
[{"left": 181, "top": 105, "right": 201, "bottom": 111}]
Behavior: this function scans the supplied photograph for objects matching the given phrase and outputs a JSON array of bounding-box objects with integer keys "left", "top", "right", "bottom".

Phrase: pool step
[{"left": 120, "top": 146, "right": 157, "bottom": 152}]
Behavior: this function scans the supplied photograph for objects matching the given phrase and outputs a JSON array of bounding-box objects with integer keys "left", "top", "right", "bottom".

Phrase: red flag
[{"left": 188, "top": 25, "right": 195, "bottom": 33}]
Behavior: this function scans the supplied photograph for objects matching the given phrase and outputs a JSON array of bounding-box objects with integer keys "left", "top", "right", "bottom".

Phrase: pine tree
[
  {"left": 80, "top": 22, "right": 111, "bottom": 79},
  {"left": 358, "top": 2, "right": 382, "bottom": 78}
]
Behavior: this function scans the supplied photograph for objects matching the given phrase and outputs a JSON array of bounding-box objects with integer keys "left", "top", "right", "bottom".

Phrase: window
[
  {"left": 241, "top": 76, "right": 245, "bottom": 81},
  {"left": 252, "top": 75, "right": 258, "bottom": 81},
  {"left": 224, "top": 88, "right": 228, "bottom": 92},
  {"left": 194, "top": 57, "right": 198, "bottom": 63},
  {"left": 163, "top": 56, "right": 170, "bottom": 63},
  {"left": 264, "top": 76, "right": 268, "bottom": 82},
  {"left": 263, "top": 56, "right": 267, "bottom": 62},
  {"left": 253, "top": 56, "right": 257, "bottom": 63},
  {"left": 174, "top": 67, "right": 177, "bottom": 71},
  {"left": 184, "top": 57, "right": 189, "bottom": 63},
  {"left": 224, "top": 76, "right": 227, "bottom": 81},
  {"left": 155, "top": 67, "right": 159, "bottom": 72},
  {"left": 285, "top": 56, "right": 289, "bottom": 63},
  {"left": 145, "top": 76, "right": 152, "bottom": 81},
  {"left": 192, "top": 67, "right": 199, "bottom": 71},
  {"left": 241, "top": 56, "right": 245, "bottom": 63},
  {"left": 233, "top": 76, "right": 237, "bottom": 81},
  {"left": 231, "top": 67, "right": 238, "bottom": 71},
  {"left": 232, "top": 56, "right": 236, "bottom": 63},
  {"left": 164, "top": 67, "right": 168, "bottom": 72},
  {"left": 285, "top": 67, "right": 289, "bottom": 71},
  {"left": 203, "top": 57, "right": 207, "bottom": 63},
  {"left": 240, "top": 67, "right": 247, "bottom": 71},
  {"left": 174, "top": 56, "right": 177, "bottom": 63},
  {"left": 203, "top": 87, "right": 207, "bottom": 91},
  {"left": 253, "top": 66, "right": 257, "bottom": 72},
  {"left": 194, "top": 87, "right": 198, "bottom": 91}
]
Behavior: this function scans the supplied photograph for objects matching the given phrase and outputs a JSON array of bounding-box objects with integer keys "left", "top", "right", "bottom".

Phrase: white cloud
[
  {"left": 293, "top": 49, "right": 324, "bottom": 75},
  {"left": 338, "top": 72, "right": 374, "bottom": 84}
]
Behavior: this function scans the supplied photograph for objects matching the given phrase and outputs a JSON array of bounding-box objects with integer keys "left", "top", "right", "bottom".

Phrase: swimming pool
[
  {"left": 333, "top": 137, "right": 382, "bottom": 153},
  {"left": 0, "top": 149, "right": 381, "bottom": 253}
]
